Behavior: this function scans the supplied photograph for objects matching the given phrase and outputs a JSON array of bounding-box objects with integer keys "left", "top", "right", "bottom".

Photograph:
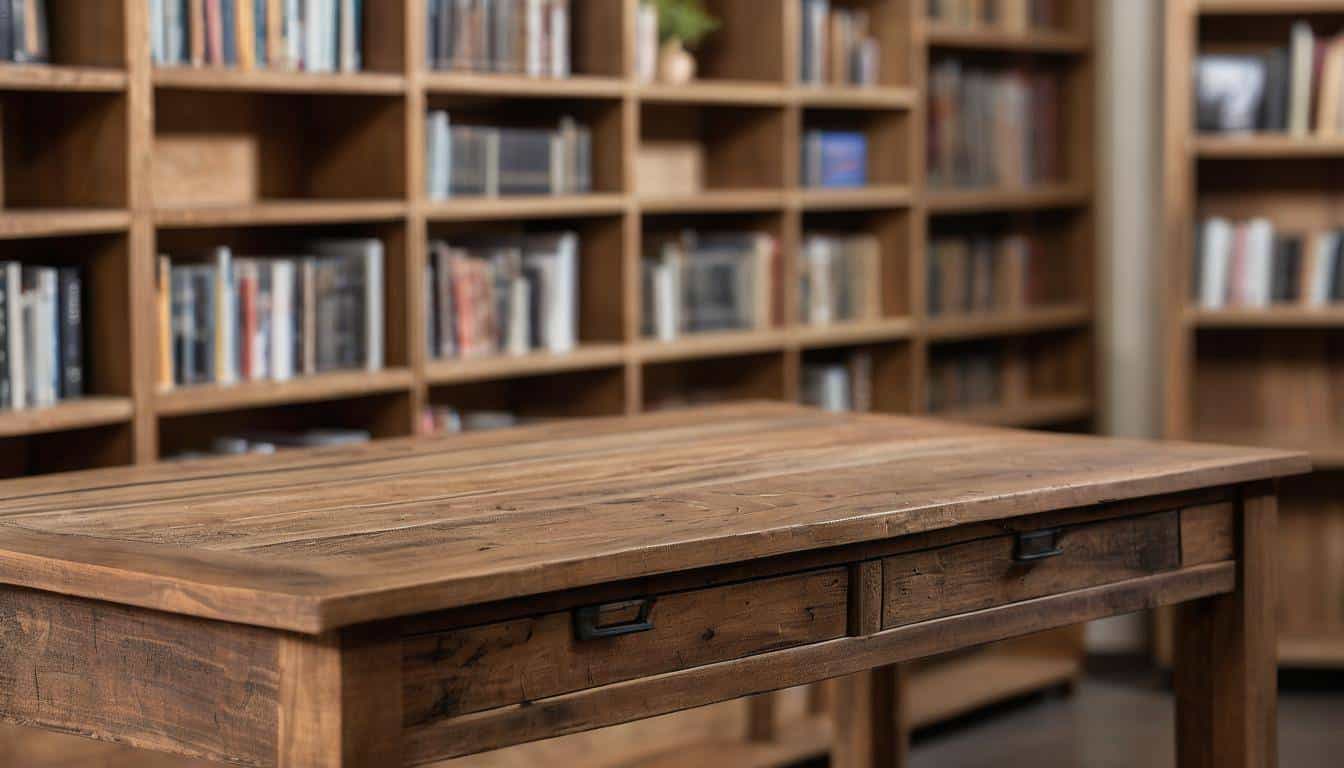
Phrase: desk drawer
[
  {"left": 882, "top": 511, "right": 1180, "bottom": 630},
  {"left": 402, "top": 567, "right": 848, "bottom": 724}
]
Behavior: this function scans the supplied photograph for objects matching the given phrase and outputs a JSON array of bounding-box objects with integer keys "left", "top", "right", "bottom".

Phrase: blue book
[
  {"left": 807, "top": 131, "right": 868, "bottom": 188},
  {"left": 221, "top": 0, "right": 237, "bottom": 66}
]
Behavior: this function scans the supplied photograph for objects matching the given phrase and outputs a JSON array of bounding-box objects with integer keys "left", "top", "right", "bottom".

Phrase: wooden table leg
[
  {"left": 1174, "top": 483, "right": 1278, "bottom": 768},
  {"left": 831, "top": 665, "right": 908, "bottom": 768}
]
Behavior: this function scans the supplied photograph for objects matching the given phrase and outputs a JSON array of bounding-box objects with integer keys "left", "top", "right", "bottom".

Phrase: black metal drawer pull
[
  {"left": 574, "top": 598, "right": 657, "bottom": 640},
  {"left": 1014, "top": 528, "right": 1064, "bottom": 562}
]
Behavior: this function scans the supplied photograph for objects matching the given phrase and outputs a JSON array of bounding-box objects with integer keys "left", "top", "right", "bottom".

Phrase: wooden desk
[{"left": 0, "top": 403, "right": 1309, "bottom": 767}]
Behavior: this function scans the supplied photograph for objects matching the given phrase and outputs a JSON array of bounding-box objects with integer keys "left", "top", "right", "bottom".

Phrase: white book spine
[
  {"left": 365, "top": 244, "right": 384, "bottom": 371},
  {"left": 635, "top": 3, "right": 656, "bottom": 84},
  {"left": 271, "top": 261, "right": 294, "bottom": 381},
  {"left": 550, "top": 0, "right": 568, "bottom": 77},
  {"left": 654, "top": 263, "right": 676, "bottom": 342},
  {"left": 1309, "top": 233, "right": 1338, "bottom": 307},
  {"left": 4, "top": 263, "right": 25, "bottom": 410},
  {"left": 1200, "top": 218, "right": 1232, "bottom": 309},
  {"left": 508, "top": 277, "right": 530, "bottom": 355},
  {"left": 340, "top": 0, "right": 356, "bottom": 72},
  {"left": 36, "top": 271, "right": 58, "bottom": 407},
  {"left": 1244, "top": 218, "right": 1275, "bottom": 307},
  {"left": 304, "top": 0, "right": 322, "bottom": 71},
  {"left": 1290, "top": 22, "right": 1315, "bottom": 137},
  {"left": 526, "top": 0, "right": 542, "bottom": 77},
  {"left": 215, "top": 247, "right": 237, "bottom": 385}
]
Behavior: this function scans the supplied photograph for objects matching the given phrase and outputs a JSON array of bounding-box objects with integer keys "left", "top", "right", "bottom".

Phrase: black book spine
[
  {"left": 57, "top": 267, "right": 83, "bottom": 399},
  {"left": 1332, "top": 237, "right": 1344, "bottom": 302},
  {"left": 0, "top": 0, "right": 13, "bottom": 62}
]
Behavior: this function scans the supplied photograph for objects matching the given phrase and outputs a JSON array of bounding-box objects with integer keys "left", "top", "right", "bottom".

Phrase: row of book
[
  {"left": 1195, "top": 217, "right": 1344, "bottom": 309},
  {"left": 426, "top": 0, "right": 570, "bottom": 77},
  {"left": 157, "top": 239, "right": 384, "bottom": 389},
  {"left": 425, "top": 232, "right": 578, "bottom": 360},
  {"left": 1195, "top": 22, "right": 1344, "bottom": 136},
  {"left": 799, "top": 0, "right": 880, "bottom": 87},
  {"left": 798, "top": 234, "right": 881, "bottom": 326},
  {"left": 926, "top": 0, "right": 1068, "bottom": 31},
  {"left": 642, "top": 231, "right": 779, "bottom": 342},
  {"left": 801, "top": 350, "right": 873, "bottom": 413},
  {"left": 927, "top": 233, "right": 1059, "bottom": 316},
  {"left": 0, "top": 263, "right": 82, "bottom": 411},
  {"left": 0, "top": 0, "right": 47, "bottom": 63},
  {"left": 168, "top": 427, "right": 371, "bottom": 460},
  {"left": 425, "top": 112, "right": 593, "bottom": 199},
  {"left": 420, "top": 405, "right": 519, "bottom": 434},
  {"left": 926, "top": 350, "right": 1001, "bottom": 413},
  {"left": 928, "top": 61, "right": 1062, "bottom": 189},
  {"left": 150, "top": 0, "right": 363, "bottom": 71},
  {"left": 801, "top": 130, "right": 868, "bottom": 189}
]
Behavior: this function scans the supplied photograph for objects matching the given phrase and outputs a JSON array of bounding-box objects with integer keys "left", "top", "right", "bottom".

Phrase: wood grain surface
[{"left": 0, "top": 404, "right": 1308, "bottom": 633}]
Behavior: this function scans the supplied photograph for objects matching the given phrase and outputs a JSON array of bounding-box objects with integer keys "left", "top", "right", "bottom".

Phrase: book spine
[
  {"left": 0, "top": 266, "right": 8, "bottom": 409},
  {"left": 57, "top": 268, "right": 82, "bottom": 400},
  {"left": 0, "top": 0, "right": 12, "bottom": 63},
  {"left": 5, "top": 264, "right": 23, "bottom": 409}
]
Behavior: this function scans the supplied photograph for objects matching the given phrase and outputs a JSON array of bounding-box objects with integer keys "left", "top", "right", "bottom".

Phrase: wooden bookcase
[
  {"left": 1160, "top": 0, "right": 1344, "bottom": 670},
  {"left": 0, "top": 1, "right": 1097, "bottom": 765}
]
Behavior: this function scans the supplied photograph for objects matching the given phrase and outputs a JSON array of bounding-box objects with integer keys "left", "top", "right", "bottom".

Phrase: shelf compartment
[
  {"left": 156, "top": 367, "right": 415, "bottom": 417},
  {"left": 152, "top": 90, "right": 406, "bottom": 208},
  {"left": 426, "top": 344, "right": 627, "bottom": 385},
  {"left": 2, "top": 90, "right": 127, "bottom": 209},
  {"left": 0, "top": 65, "right": 126, "bottom": 92},
  {"left": 0, "top": 209, "right": 130, "bottom": 240},
  {"left": 0, "top": 397, "right": 133, "bottom": 439},
  {"left": 157, "top": 388, "right": 414, "bottom": 459},
  {"left": 637, "top": 102, "right": 788, "bottom": 198},
  {"left": 802, "top": 207, "right": 913, "bottom": 319},
  {"left": 802, "top": 107, "right": 911, "bottom": 190},
  {"left": 924, "top": 25, "right": 1090, "bottom": 53},
  {"left": 642, "top": 351, "right": 787, "bottom": 410},
  {"left": 426, "top": 366, "right": 627, "bottom": 429},
  {"left": 152, "top": 68, "right": 407, "bottom": 94},
  {"left": 692, "top": 0, "right": 787, "bottom": 84},
  {"left": 925, "top": 183, "right": 1091, "bottom": 214},
  {"left": 0, "top": 421, "right": 133, "bottom": 479},
  {"left": 800, "top": 340, "right": 913, "bottom": 414}
]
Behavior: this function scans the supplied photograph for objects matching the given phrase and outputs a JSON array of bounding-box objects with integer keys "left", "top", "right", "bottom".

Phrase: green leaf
[{"left": 650, "top": 0, "right": 721, "bottom": 49}]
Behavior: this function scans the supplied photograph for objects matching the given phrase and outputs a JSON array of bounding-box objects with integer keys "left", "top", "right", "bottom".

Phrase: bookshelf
[
  {"left": 1161, "top": 0, "right": 1344, "bottom": 670},
  {"left": 0, "top": 0, "right": 1096, "bottom": 765}
]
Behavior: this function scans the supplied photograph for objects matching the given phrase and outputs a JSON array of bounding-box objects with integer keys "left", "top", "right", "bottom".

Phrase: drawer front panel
[
  {"left": 882, "top": 511, "right": 1180, "bottom": 630},
  {"left": 402, "top": 567, "right": 848, "bottom": 726}
]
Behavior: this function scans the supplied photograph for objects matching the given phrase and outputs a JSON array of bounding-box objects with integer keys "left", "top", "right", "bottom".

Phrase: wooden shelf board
[
  {"left": 155, "top": 368, "right": 415, "bottom": 417},
  {"left": 924, "top": 24, "right": 1090, "bottom": 53},
  {"left": 426, "top": 345, "right": 627, "bottom": 385},
  {"left": 925, "top": 305, "right": 1092, "bottom": 342},
  {"left": 0, "top": 209, "right": 131, "bottom": 240},
  {"left": 637, "top": 81, "right": 789, "bottom": 106},
  {"left": 794, "top": 185, "right": 914, "bottom": 211},
  {"left": 794, "top": 318, "right": 915, "bottom": 348},
  {"left": 0, "top": 64, "right": 127, "bottom": 91},
  {"left": 153, "top": 200, "right": 408, "bottom": 228},
  {"left": 937, "top": 396, "right": 1095, "bottom": 428},
  {"left": 0, "top": 397, "right": 134, "bottom": 439},
  {"left": 1199, "top": 0, "right": 1344, "bottom": 14},
  {"left": 926, "top": 184, "right": 1091, "bottom": 214},
  {"left": 424, "top": 72, "right": 626, "bottom": 98},
  {"left": 425, "top": 194, "right": 627, "bottom": 221},
  {"left": 1195, "top": 135, "right": 1344, "bottom": 158},
  {"left": 794, "top": 85, "right": 917, "bottom": 110},
  {"left": 1188, "top": 306, "right": 1344, "bottom": 329},
  {"left": 152, "top": 67, "right": 406, "bottom": 94},
  {"left": 639, "top": 190, "right": 788, "bottom": 215},
  {"left": 634, "top": 331, "right": 789, "bottom": 364},
  {"left": 1279, "top": 636, "right": 1344, "bottom": 667}
]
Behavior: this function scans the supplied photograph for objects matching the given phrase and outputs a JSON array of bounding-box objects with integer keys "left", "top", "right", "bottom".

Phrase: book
[
  {"left": 802, "top": 130, "right": 868, "bottom": 188},
  {"left": 426, "top": 112, "right": 592, "bottom": 200},
  {"left": 798, "top": 234, "right": 881, "bottom": 326},
  {"left": 641, "top": 230, "right": 777, "bottom": 340},
  {"left": 1289, "top": 21, "right": 1314, "bottom": 137},
  {"left": 428, "top": 0, "right": 570, "bottom": 77},
  {"left": 152, "top": 0, "right": 359, "bottom": 70},
  {"left": 1193, "top": 216, "right": 1344, "bottom": 309},
  {"left": 799, "top": 0, "right": 879, "bottom": 87},
  {"left": 57, "top": 268, "right": 82, "bottom": 400}
]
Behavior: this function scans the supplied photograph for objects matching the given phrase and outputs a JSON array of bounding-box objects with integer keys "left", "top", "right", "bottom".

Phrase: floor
[{"left": 902, "top": 669, "right": 1344, "bottom": 768}]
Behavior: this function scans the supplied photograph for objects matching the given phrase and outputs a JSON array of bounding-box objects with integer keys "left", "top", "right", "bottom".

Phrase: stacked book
[
  {"left": 927, "top": 233, "right": 1054, "bottom": 316},
  {"left": 157, "top": 239, "right": 384, "bottom": 389},
  {"left": 149, "top": 0, "right": 363, "bottom": 71},
  {"left": 927, "top": 60, "right": 1061, "bottom": 189},
  {"left": 801, "top": 351, "right": 873, "bottom": 413},
  {"left": 927, "top": 0, "right": 1066, "bottom": 31},
  {"left": 0, "top": 0, "right": 49, "bottom": 63},
  {"left": 1194, "top": 217, "right": 1344, "bottom": 309},
  {"left": 1195, "top": 22, "right": 1344, "bottom": 136},
  {"left": 798, "top": 234, "right": 881, "bottom": 326},
  {"left": 426, "top": 0, "right": 570, "bottom": 77},
  {"left": 426, "top": 232, "right": 578, "bottom": 360},
  {"left": 799, "top": 0, "right": 880, "bottom": 87},
  {"left": 642, "top": 230, "right": 779, "bottom": 342},
  {"left": 425, "top": 112, "right": 592, "bottom": 199},
  {"left": 802, "top": 130, "right": 868, "bottom": 188},
  {"left": 419, "top": 405, "right": 519, "bottom": 434},
  {"left": 927, "top": 350, "right": 1002, "bottom": 413},
  {"left": 0, "top": 263, "right": 82, "bottom": 411}
]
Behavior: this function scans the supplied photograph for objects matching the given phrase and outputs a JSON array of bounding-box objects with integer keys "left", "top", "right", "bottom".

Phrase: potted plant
[{"left": 651, "top": 0, "right": 720, "bottom": 84}]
